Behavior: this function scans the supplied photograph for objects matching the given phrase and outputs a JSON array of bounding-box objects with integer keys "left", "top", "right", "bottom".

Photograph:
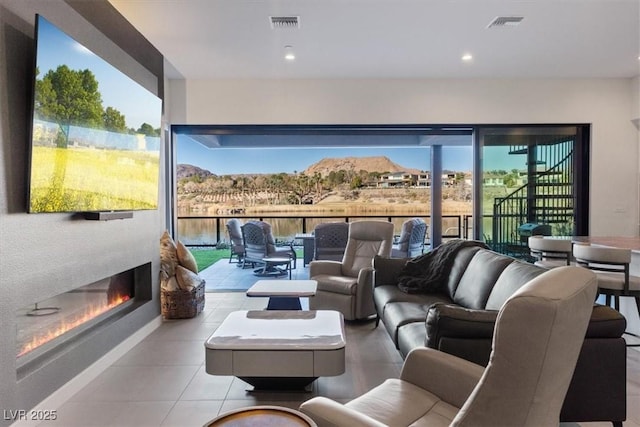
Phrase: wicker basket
[{"left": 161, "top": 281, "right": 205, "bottom": 319}]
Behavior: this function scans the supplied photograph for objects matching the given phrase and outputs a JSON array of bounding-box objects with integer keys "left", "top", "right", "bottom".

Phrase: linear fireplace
[{"left": 16, "top": 264, "right": 151, "bottom": 372}]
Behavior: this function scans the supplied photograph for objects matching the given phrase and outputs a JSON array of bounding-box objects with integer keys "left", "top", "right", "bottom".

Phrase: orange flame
[{"left": 17, "top": 294, "right": 130, "bottom": 358}]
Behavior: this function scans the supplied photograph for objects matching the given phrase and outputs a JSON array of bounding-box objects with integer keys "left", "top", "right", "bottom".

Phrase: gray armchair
[
  {"left": 391, "top": 217, "right": 427, "bottom": 258},
  {"left": 314, "top": 222, "right": 349, "bottom": 261},
  {"left": 241, "top": 220, "right": 297, "bottom": 269},
  {"left": 300, "top": 265, "right": 598, "bottom": 426},
  {"left": 225, "top": 218, "right": 244, "bottom": 264},
  {"left": 309, "top": 220, "right": 394, "bottom": 320}
]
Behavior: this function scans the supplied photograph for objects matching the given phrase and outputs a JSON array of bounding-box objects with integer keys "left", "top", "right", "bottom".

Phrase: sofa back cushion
[
  {"left": 485, "top": 261, "right": 546, "bottom": 310},
  {"left": 445, "top": 246, "right": 485, "bottom": 298},
  {"left": 453, "top": 249, "right": 513, "bottom": 309}
]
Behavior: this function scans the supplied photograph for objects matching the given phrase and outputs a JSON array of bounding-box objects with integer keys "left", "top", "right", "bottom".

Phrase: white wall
[
  {"left": 632, "top": 76, "right": 639, "bottom": 122},
  {"left": 168, "top": 77, "right": 638, "bottom": 237}
]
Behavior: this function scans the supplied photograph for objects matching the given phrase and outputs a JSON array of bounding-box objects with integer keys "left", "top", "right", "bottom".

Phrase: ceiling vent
[
  {"left": 487, "top": 16, "right": 524, "bottom": 28},
  {"left": 269, "top": 16, "right": 301, "bottom": 29}
]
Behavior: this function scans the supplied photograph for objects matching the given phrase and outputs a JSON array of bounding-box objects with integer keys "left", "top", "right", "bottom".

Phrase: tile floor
[{"left": 22, "top": 260, "right": 640, "bottom": 426}]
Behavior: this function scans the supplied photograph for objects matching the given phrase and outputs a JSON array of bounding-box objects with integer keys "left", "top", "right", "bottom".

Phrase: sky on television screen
[{"left": 36, "top": 16, "right": 161, "bottom": 131}]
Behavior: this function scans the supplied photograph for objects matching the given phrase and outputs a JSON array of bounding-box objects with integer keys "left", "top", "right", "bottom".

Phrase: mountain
[
  {"left": 303, "top": 156, "right": 421, "bottom": 177},
  {"left": 177, "top": 164, "right": 214, "bottom": 180}
]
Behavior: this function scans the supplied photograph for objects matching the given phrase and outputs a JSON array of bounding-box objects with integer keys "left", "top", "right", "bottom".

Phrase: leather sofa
[{"left": 373, "top": 245, "right": 628, "bottom": 426}]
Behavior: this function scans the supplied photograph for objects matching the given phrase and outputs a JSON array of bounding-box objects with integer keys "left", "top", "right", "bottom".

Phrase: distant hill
[
  {"left": 303, "top": 156, "right": 421, "bottom": 177},
  {"left": 178, "top": 156, "right": 422, "bottom": 180},
  {"left": 177, "top": 164, "right": 214, "bottom": 180}
]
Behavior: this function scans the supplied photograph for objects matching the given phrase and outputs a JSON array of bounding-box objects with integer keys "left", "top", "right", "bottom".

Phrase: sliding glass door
[
  {"left": 475, "top": 125, "right": 589, "bottom": 257},
  {"left": 169, "top": 124, "right": 588, "bottom": 256}
]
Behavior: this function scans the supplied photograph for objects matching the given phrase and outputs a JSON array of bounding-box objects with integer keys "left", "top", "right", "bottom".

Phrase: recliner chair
[
  {"left": 300, "top": 265, "right": 598, "bottom": 426},
  {"left": 309, "top": 220, "right": 393, "bottom": 320}
]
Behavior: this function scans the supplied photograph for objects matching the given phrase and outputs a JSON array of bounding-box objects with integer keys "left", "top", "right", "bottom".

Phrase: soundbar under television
[{"left": 27, "top": 15, "right": 162, "bottom": 214}]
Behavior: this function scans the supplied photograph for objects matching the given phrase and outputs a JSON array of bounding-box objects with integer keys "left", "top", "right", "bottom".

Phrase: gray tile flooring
[
  {"left": 30, "top": 260, "right": 640, "bottom": 427},
  {"left": 201, "top": 257, "right": 310, "bottom": 292}
]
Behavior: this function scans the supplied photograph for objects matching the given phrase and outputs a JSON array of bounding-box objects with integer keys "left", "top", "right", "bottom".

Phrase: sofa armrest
[
  {"left": 372, "top": 255, "right": 409, "bottom": 287},
  {"left": 309, "top": 260, "right": 343, "bottom": 277},
  {"left": 425, "top": 303, "right": 498, "bottom": 348},
  {"left": 300, "top": 396, "right": 387, "bottom": 427},
  {"left": 401, "top": 347, "right": 484, "bottom": 408}
]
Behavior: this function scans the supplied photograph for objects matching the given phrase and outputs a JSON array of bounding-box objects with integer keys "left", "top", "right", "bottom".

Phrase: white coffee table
[
  {"left": 246, "top": 279, "right": 317, "bottom": 310},
  {"left": 205, "top": 310, "right": 345, "bottom": 391}
]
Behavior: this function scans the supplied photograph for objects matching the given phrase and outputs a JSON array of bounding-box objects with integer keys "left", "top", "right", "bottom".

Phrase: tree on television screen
[
  {"left": 35, "top": 65, "right": 128, "bottom": 147},
  {"left": 103, "top": 106, "right": 127, "bottom": 133}
]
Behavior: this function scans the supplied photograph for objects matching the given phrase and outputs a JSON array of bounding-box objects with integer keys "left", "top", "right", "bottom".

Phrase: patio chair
[
  {"left": 241, "top": 220, "right": 297, "bottom": 270},
  {"left": 225, "top": 218, "right": 244, "bottom": 264},
  {"left": 391, "top": 218, "right": 428, "bottom": 258},
  {"left": 309, "top": 220, "right": 394, "bottom": 320},
  {"left": 313, "top": 222, "right": 349, "bottom": 261}
]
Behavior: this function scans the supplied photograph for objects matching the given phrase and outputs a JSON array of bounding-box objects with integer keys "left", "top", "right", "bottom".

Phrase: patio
[{"left": 200, "top": 258, "right": 311, "bottom": 292}]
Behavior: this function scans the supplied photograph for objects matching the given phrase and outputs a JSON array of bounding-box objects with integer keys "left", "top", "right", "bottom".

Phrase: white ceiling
[{"left": 110, "top": 0, "right": 640, "bottom": 81}]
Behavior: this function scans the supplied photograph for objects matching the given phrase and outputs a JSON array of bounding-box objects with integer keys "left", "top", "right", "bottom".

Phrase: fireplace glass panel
[{"left": 16, "top": 269, "right": 135, "bottom": 358}]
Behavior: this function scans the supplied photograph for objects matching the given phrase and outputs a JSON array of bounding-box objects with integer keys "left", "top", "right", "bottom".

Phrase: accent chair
[
  {"left": 309, "top": 220, "right": 394, "bottom": 320},
  {"left": 300, "top": 265, "right": 598, "bottom": 426}
]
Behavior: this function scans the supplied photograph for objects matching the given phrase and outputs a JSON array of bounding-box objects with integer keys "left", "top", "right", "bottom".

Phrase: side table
[
  {"left": 204, "top": 405, "right": 317, "bottom": 427},
  {"left": 254, "top": 256, "right": 292, "bottom": 279},
  {"left": 246, "top": 279, "right": 317, "bottom": 310}
]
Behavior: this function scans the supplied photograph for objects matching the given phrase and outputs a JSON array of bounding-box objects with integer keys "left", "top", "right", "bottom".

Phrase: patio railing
[{"left": 177, "top": 214, "right": 474, "bottom": 247}]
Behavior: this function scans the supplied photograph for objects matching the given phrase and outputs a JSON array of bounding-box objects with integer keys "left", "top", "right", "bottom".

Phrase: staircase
[{"left": 491, "top": 138, "right": 574, "bottom": 257}]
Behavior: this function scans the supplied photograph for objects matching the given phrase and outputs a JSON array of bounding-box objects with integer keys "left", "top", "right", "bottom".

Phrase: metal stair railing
[{"left": 491, "top": 139, "right": 574, "bottom": 256}]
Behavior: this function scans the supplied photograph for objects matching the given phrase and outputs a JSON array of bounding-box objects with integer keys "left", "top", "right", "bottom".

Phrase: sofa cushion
[
  {"left": 444, "top": 246, "right": 485, "bottom": 298},
  {"left": 373, "top": 256, "right": 410, "bottom": 286},
  {"left": 373, "top": 284, "right": 450, "bottom": 318},
  {"left": 485, "top": 261, "right": 545, "bottom": 310},
  {"left": 452, "top": 250, "right": 513, "bottom": 309}
]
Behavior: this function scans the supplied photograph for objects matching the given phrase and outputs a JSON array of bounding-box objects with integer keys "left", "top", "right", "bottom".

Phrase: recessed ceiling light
[
  {"left": 462, "top": 53, "right": 473, "bottom": 62},
  {"left": 284, "top": 45, "right": 296, "bottom": 61}
]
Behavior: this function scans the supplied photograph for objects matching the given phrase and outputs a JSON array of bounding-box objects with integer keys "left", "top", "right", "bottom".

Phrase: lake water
[{"left": 177, "top": 214, "right": 469, "bottom": 246}]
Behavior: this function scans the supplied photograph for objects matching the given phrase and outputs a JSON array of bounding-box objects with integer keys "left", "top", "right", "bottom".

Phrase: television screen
[{"left": 28, "top": 15, "right": 162, "bottom": 213}]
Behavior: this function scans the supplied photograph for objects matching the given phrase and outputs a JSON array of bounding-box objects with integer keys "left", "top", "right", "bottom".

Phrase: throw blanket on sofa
[{"left": 397, "top": 239, "right": 489, "bottom": 294}]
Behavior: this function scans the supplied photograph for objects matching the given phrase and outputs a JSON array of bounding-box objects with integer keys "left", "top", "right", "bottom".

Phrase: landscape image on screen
[{"left": 28, "top": 15, "right": 162, "bottom": 213}]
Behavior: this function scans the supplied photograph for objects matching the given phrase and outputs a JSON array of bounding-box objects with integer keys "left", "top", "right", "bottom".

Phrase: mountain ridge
[{"left": 177, "top": 155, "right": 422, "bottom": 179}]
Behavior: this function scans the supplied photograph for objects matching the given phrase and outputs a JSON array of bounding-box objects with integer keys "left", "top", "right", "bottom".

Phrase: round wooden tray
[{"left": 204, "top": 405, "right": 316, "bottom": 427}]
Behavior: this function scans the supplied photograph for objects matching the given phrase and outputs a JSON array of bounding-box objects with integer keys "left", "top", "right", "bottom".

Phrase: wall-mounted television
[{"left": 27, "top": 15, "right": 162, "bottom": 215}]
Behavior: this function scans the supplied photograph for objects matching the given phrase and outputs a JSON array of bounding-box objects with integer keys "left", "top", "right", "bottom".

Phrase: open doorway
[{"left": 170, "top": 125, "right": 473, "bottom": 249}]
